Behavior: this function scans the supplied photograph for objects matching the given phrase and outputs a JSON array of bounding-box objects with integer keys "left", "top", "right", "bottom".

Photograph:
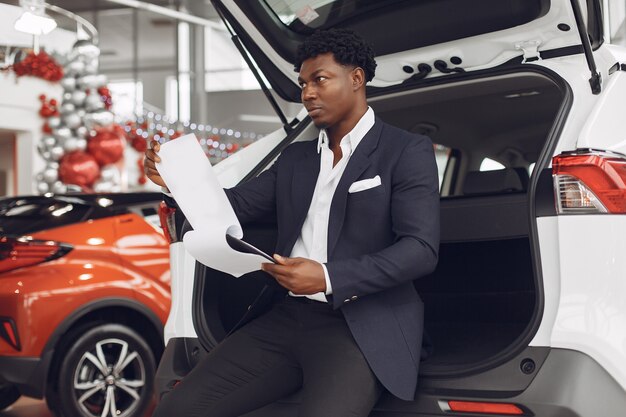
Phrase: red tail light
[
  {"left": 158, "top": 201, "right": 177, "bottom": 243},
  {"left": 0, "top": 236, "right": 73, "bottom": 273},
  {"left": 445, "top": 400, "right": 525, "bottom": 415},
  {"left": 553, "top": 150, "right": 626, "bottom": 214}
]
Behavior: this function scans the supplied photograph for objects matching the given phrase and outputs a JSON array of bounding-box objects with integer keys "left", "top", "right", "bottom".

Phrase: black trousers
[{"left": 152, "top": 296, "right": 383, "bottom": 417}]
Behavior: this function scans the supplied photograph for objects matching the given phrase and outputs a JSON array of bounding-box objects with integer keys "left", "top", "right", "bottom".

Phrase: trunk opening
[{"left": 196, "top": 66, "right": 567, "bottom": 377}]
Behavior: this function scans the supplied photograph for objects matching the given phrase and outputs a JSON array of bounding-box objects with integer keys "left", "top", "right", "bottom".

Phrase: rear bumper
[
  {"left": 0, "top": 351, "right": 52, "bottom": 398},
  {"left": 157, "top": 340, "right": 626, "bottom": 416}
]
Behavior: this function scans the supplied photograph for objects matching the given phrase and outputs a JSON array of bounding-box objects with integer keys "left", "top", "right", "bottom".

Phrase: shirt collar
[{"left": 317, "top": 107, "right": 375, "bottom": 154}]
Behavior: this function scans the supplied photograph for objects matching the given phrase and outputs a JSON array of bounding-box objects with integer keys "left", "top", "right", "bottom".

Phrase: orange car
[{"left": 0, "top": 193, "right": 171, "bottom": 417}]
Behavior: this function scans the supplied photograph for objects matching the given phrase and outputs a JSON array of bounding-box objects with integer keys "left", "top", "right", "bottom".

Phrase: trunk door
[{"left": 213, "top": 0, "right": 602, "bottom": 100}]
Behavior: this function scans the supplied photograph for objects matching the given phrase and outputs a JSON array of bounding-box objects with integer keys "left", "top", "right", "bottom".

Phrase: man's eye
[{"left": 317, "top": 76, "right": 327, "bottom": 82}]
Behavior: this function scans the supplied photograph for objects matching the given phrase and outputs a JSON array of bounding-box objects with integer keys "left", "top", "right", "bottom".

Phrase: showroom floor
[{"left": 0, "top": 397, "right": 155, "bottom": 417}]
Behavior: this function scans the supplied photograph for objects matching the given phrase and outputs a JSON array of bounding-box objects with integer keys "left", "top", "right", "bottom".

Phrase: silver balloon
[
  {"left": 73, "top": 40, "right": 101, "bottom": 60},
  {"left": 66, "top": 184, "right": 83, "bottom": 193},
  {"left": 36, "top": 172, "right": 44, "bottom": 182},
  {"left": 38, "top": 149, "right": 52, "bottom": 161},
  {"left": 63, "top": 137, "right": 80, "bottom": 153},
  {"left": 60, "top": 77, "right": 76, "bottom": 91},
  {"left": 100, "top": 165, "right": 120, "bottom": 183},
  {"left": 53, "top": 127, "right": 72, "bottom": 141},
  {"left": 75, "top": 138, "right": 88, "bottom": 151},
  {"left": 93, "top": 179, "right": 113, "bottom": 193},
  {"left": 50, "top": 145, "right": 65, "bottom": 161},
  {"left": 47, "top": 116, "right": 62, "bottom": 129},
  {"left": 95, "top": 74, "right": 107, "bottom": 87},
  {"left": 63, "top": 92, "right": 72, "bottom": 101},
  {"left": 61, "top": 102, "right": 76, "bottom": 114},
  {"left": 75, "top": 126, "right": 88, "bottom": 138},
  {"left": 71, "top": 90, "right": 87, "bottom": 107},
  {"left": 84, "top": 94, "right": 104, "bottom": 112},
  {"left": 42, "top": 166, "right": 59, "bottom": 183},
  {"left": 63, "top": 113, "right": 82, "bottom": 129},
  {"left": 77, "top": 75, "right": 94, "bottom": 90},
  {"left": 66, "top": 59, "right": 85, "bottom": 75},
  {"left": 84, "top": 60, "right": 98, "bottom": 75},
  {"left": 51, "top": 181, "right": 68, "bottom": 194},
  {"left": 42, "top": 135, "right": 57, "bottom": 150},
  {"left": 76, "top": 109, "right": 86, "bottom": 118},
  {"left": 37, "top": 182, "right": 50, "bottom": 194},
  {"left": 84, "top": 109, "right": 114, "bottom": 129}
]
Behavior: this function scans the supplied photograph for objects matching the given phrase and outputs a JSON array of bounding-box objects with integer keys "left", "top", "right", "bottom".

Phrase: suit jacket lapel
[
  {"left": 327, "top": 120, "right": 383, "bottom": 256},
  {"left": 280, "top": 143, "right": 320, "bottom": 255}
]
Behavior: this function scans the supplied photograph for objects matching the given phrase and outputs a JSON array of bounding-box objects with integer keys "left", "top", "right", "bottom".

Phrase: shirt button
[
  {"left": 350, "top": 295, "right": 358, "bottom": 301},
  {"left": 344, "top": 298, "right": 351, "bottom": 303}
]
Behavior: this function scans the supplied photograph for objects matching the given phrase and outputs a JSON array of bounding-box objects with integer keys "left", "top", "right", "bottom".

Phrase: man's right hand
[{"left": 144, "top": 140, "right": 167, "bottom": 188}]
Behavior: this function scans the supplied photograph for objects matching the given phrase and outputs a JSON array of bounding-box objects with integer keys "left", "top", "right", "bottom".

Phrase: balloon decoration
[
  {"left": 32, "top": 39, "right": 123, "bottom": 193},
  {"left": 4, "top": 40, "right": 260, "bottom": 195},
  {"left": 87, "top": 125, "right": 126, "bottom": 166},
  {"left": 58, "top": 151, "right": 100, "bottom": 188},
  {"left": 2, "top": 50, "right": 64, "bottom": 82}
]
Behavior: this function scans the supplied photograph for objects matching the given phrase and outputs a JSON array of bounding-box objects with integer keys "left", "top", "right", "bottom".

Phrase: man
[{"left": 146, "top": 28, "right": 439, "bottom": 417}]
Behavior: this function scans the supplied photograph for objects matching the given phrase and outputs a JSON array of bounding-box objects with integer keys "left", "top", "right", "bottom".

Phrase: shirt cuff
[
  {"left": 160, "top": 186, "right": 173, "bottom": 198},
  {"left": 322, "top": 263, "right": 333, "bottom": 295}
]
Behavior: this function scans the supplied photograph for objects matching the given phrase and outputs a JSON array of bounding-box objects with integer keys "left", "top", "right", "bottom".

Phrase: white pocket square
[{"left": 349, "top": 175, "right": 381, "bottom": 193}]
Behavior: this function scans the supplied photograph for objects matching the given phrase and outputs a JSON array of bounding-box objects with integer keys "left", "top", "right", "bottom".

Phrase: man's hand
[
  {"left": 261, "top": 255, "right": 326, "bottom": 295},
  {"left": 144, "top": 140, "right": 167, "bottom": 187}
]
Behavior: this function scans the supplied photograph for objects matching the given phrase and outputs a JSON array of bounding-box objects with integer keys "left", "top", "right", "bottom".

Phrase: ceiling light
[{"left": 14, "top": 0, "right": 57, "bottom": 36}]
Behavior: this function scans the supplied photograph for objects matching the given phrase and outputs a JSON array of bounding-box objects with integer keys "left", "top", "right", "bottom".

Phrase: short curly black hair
[{"left": 294, "top": 28, "right": 377, "bottom": 82}]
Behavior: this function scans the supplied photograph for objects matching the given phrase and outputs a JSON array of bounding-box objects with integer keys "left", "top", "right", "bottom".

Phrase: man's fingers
[
  {"left": 146, "top": 149, "right": 161, "bottom": 163},
  {"left": 149, "top": 140, "right": 160, "bottom": 151}
]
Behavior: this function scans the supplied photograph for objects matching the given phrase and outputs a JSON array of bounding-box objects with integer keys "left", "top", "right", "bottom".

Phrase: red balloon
[
  {"left": 88, "top": 127, "right": 126, "bottom": 166},
  {"left": 59, "top": 152, "right": 100, "bottom": 188}
]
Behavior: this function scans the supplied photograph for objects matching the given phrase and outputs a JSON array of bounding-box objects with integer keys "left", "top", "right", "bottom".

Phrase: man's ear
[{"left": 351, "top": 67, "right": 365, "bottom": 91}]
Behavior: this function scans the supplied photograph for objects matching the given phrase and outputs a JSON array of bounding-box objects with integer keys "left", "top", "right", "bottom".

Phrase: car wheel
[
  {"left": 56, "top": 324, "right": 156, "bottom": 417},
  {"left": 0, "top": 382, "right": 20, "bottom": 410}
]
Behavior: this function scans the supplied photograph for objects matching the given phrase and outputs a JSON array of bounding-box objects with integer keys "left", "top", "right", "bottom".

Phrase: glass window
[
  {"left": 0, "top": 199, "right": 90, "bottom": 235},
  {"left": 433, "top": 144, "right": 451, "bottom": 191},
  {"left": 480, "top": 158, "right": 505, "bottom": 172}
]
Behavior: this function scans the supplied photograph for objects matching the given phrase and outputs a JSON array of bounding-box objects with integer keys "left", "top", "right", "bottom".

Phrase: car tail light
[
  {"left": 158, "top": 201, "right": 177, "bottom": 243},
  {"left": 444, "top": 400, "right": 525, "bottom": 415},
  {"left": 0, "top": 236, "right": 73, "bottom": 274},
  {"left": 0, "top": 318, "right": 21, "bottom": 351},
  {"left": 553, "top": 150, "right": 626, "bottom": 214}
]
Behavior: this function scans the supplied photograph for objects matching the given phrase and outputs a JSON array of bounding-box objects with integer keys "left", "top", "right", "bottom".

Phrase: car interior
[{"left": 195, "top": 68, "right": 566, "bottom": 377}]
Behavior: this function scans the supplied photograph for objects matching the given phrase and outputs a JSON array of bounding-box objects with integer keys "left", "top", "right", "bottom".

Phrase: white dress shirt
[{"left": 289, "top": 107, "right": 375, "bottom": 302}]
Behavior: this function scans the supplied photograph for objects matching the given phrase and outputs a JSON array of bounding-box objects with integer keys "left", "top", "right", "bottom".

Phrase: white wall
[{"left": 0, "top": 72, "right": 63, "bottom": 195}]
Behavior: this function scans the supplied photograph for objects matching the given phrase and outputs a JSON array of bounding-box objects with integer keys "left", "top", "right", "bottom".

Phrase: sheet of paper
[{"left": 155, "top": 134, "right": 270, "bottom": 277}]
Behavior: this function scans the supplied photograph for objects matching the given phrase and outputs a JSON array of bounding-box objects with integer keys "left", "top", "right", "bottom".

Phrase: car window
[
  {"left": 0, "top": 200, "right": 91, "bottom": 235},
  {"left": 480, "top": 158, "right": 506, "bottom": 171},
  {"left": 434, "top": 144, "right": 452, "bottom": 191}
]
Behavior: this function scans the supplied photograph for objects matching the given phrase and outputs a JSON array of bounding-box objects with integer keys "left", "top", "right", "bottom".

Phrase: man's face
[{"left": 298, "top": 52, "right": 358, "bottom": 129}]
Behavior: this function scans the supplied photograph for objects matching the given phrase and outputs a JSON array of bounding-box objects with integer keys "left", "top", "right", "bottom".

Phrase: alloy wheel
[{"left": 72, "top": 337, "right": 146, "bottom": 417}]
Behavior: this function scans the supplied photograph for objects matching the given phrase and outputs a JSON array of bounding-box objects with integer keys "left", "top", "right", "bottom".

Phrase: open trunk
[{"left": 195, "top": 66, "right": 566, "bottom": 377}]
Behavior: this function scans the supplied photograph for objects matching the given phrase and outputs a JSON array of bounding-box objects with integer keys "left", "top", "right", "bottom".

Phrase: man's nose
[{"left": 301, "top": 84, "right": 317, "bottom": 101}]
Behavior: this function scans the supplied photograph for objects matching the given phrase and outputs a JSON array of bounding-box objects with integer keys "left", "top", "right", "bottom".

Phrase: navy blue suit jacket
[{"left": 225, "top": 118, "right": 440, "bottom": 400}]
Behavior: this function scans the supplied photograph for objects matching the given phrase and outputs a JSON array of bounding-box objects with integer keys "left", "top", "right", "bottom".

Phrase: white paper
[{"left": 155, "top": 134, "right": 269, "bottom": 277}]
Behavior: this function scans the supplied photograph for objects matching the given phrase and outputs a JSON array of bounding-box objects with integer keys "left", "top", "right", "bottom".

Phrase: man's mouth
[{"left": 307, "top": 107, "right": 322, "bottom": 117}]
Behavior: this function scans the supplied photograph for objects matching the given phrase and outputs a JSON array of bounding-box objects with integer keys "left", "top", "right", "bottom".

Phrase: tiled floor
[{"left": 0, "top": 397, "right": 155, "bottom": 417}]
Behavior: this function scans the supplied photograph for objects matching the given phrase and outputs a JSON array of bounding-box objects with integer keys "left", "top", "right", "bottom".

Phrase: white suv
[{"left": 156, "top": 0, "right": 626, "bottom": 415}]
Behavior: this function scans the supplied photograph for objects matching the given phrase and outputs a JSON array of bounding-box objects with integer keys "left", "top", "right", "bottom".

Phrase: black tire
[
  {"left": 55, "top": 324, "right": 156, "bottom": 417},
  {"left": 0, "top": 382, "right": 20, "bottom": 410}
]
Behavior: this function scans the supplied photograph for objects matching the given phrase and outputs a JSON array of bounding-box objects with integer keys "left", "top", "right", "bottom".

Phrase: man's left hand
[{"left": 261, "top": 255, "right": 326, "bottom": 295}]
